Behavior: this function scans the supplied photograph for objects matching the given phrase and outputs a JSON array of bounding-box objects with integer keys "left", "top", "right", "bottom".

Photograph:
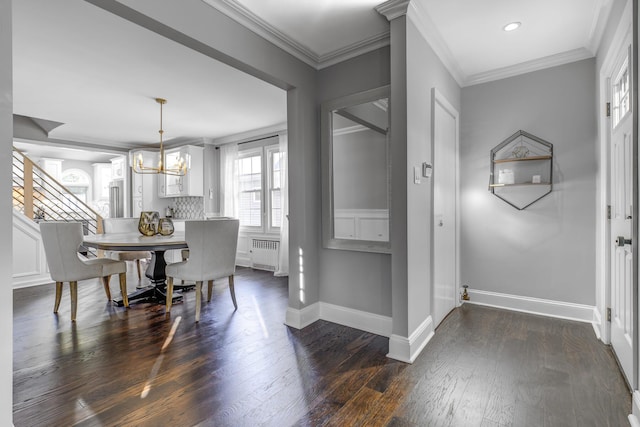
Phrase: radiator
[{"left": 250, "top": 239, "right": 280, "bottom": 271}]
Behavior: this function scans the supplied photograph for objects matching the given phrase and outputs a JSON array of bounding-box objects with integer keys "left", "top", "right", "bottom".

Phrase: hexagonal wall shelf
[{"left": 489, "top": 130, "right": 553, "bottom": 210}]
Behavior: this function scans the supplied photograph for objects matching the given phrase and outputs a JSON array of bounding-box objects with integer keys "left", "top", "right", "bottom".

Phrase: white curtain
[
  {"left": 274, "top": 133, "right": 289, "bottom": 277},
  {"left": 220, "top": 143, "right": 239, "bottom": 218}
]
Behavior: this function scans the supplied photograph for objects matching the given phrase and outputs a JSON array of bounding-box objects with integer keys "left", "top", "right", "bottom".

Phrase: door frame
[
  {"left": 430, "top": 87, "right": 461, "bottom": 322},
  {"left": 597, "top": 0, "right": 636, "bottom": 388}
]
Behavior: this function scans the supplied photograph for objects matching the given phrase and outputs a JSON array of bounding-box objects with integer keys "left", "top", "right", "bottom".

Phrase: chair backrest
[
  {"left": 184, "top": 219, "right": 239, "bottom": 280},
  {"left": 103, "top": 217, "right": 139, "bottom": 234},
  {"left": 39, "top": 221, "right": 88, "bottom": 281}
]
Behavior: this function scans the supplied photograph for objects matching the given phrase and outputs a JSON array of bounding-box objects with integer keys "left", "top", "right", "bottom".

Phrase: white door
[
  {"left": 432, "top": 89, "right": 458, "bottom": 328},
  {"left": 609, "top": 44, "right": 633, "bottom": 386}
]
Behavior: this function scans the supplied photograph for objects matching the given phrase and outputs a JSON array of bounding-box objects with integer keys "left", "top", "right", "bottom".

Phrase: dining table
[{"left": 83, "top": 231, "right": 188, "bottom": 306}]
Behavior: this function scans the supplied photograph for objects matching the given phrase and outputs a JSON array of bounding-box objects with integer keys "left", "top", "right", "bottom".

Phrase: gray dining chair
[
  {"left": 165, "top": 219, "right": 239, "bottom": 322},
  {"left": 39, "top": 221, "right": 129, "bottom": 321},
  {"left": 102, "top": 217, "right": 151, "bottom": 281}
]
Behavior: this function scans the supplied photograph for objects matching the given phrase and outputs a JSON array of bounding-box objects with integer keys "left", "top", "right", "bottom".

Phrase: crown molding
[
  {"left": 201, "top": 0, "right": 317, "bottom": 68},
  {"left": 202, "top": 0, "right": 390, "bottom": 70},
  {"left": 375, "top": 0, "right": 410, "bottom": 21},
  {"left": 317, "top": 31, "right": 390, "bottom": 69},
  {"left": 586, "top": 0, "right": 616, "bottom": 54},
  {"left": 464, "top": 47, "right": 594, "bottom": 87},
  {"left": 408, "top": 1, "right": 465, "bottom": 86}
]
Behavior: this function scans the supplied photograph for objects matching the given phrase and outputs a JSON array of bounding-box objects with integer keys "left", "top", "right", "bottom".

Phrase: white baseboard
[
  {"left": 466, "top": 289, "right": 596, "bottom": 324},
  {"left": 284, "top": 301, "right": 393, "bottom": 338},
  {"left": 13, "top": 274, "right": 52, "bottom": 289},
  {"left": 285, "top": 302, "right": 320, "bottom": 329},
  {"left": 386, "top": 315, "right": 434, "bottom": 364},
  {"left": 319, "top": 302, "right": 392, "bottom": 337},
  {"left": 630, "top": 391, "right": 640, "bottom": 427},
  {"left": 592, "top": 307, "right": 603, "bottom": 341}
]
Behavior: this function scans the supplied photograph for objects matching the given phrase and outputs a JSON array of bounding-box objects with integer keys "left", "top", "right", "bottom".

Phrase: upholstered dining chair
[
  {"left": 165, "top": 219, "right": 239, "bottom": 322},
  {"left": 102, "top": 217, "right": 151, "bottom": 281},
  {"left": 39, "top": 221, "right": 129, "bottom": 321},
  {"left": 179, "top": 217, "right": 233, "bottom": 262}
]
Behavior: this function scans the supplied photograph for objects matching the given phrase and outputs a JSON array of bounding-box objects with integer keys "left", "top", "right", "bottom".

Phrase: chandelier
[{"left": 133, "top": 98, "right": 187, "bottom": 176}]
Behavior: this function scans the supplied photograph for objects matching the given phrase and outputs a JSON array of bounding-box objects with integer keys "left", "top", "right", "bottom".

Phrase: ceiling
[{"left": 13, "top": 0, "right": 615, "bottom": 161}]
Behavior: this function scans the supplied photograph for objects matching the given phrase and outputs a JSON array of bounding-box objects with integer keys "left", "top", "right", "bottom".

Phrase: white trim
[
  {"left": 12, "top": 211, "right": 52, "bottom": 288},
  {"left": 431, "top": 88, "right": 462, "bottom": 325},
  {"left": 320, "top": 302, "right": 392, "bottom": 337},
  {"left": 464, "top": 48, "right": 594, "bottom": 87},
  {"left": 596, "top": 0, "right": 632, "bottom": 349},
  {"left": 332, "top": 124, "right": 368, "bottom": 137},
  {"left": 465, "top": 289, "right": 596, "bottom": 324},
  {"left": 285, "top": 302, "right": 320, "bottom": 329},
  {"left": 201, "top": 0, "right": 390, "bottom": 70},
  {"left": 408, "top": 1, "right": 602, "bottom": 88},
  {"left": 630, "top": 391, "right": 640, "bottom": 427},
  {"left": 375, "top": 0, "right": 410, "bottom": 22},
  {"left": 592, "top": 307, "right": 604, "bottom": 341},
  {"left": 587, "top": 0, "right": 616, "bottom": 54},
  {"left": 285, "top": 301, "right": 392, "bottom": 337},
  {"left": 387, "top": 315, "right": 434, "bottom": 363},
  {"left": 408, "top": 1, "right": 464, "bottom": 86}
]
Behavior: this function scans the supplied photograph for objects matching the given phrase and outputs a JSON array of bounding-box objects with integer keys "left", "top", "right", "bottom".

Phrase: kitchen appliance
[{"left": 109, "top": 179, "right": 125, "bottom": 218}]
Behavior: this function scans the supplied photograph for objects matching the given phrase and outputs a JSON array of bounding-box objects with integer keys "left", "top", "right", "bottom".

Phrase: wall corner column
[{"left": 377, "top": 0, "right": 434, "bottom": 363}]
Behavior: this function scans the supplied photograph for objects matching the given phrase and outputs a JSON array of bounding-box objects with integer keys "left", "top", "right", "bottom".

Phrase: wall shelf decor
[{"left": 489, "top": 130, "right": 553, "bottom": 210}]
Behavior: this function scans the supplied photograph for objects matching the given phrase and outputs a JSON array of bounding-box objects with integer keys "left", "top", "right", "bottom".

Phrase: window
[
  {"left": 238, "top": 152, "right": 262, "bottom": 227},
  {"left": 613, "top": 56, "right": 630, "bottom": 128},
  {"left": 61, "top": 169, "right": 91, "bottom": 204},
  {"left": 269, "top": 149, "right": 284, "bottom": 228},
  {"left": 237, "top": 142, "right": 283, "bottom": 232}
]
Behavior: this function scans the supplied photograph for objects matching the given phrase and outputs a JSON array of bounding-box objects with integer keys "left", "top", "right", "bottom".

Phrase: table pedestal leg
[{"left": 112, "top": 250, "right": 183, "bottom": 307}]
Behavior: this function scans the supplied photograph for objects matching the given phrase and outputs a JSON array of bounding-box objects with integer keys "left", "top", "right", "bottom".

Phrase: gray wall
[
  {"left": 0, "top": 0, "right": 13, "bottom": 420},
  {"left": 317, "top": 46, "right": 392, "bottom": 316},
  {"left": 333, "top": 128, "right": 387, "bottom": 210},
  {"left": 405, "top": 14, "right": 461, "bottom": 333},
  {"left": 98, "top": 0, "right": 321, "bottom": 312},
  {"left": 460, "top": 58, "right": 597, "bottom": 305}
]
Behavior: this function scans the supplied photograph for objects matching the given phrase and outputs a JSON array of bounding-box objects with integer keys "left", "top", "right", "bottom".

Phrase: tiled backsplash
[{"left": 173, "top": 196, "right": 204, "bottom": 219}]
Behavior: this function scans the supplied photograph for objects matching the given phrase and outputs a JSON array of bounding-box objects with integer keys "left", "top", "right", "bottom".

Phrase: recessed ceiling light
[{"left": 503, "top": 22, "right": 521, "bottom": 32}]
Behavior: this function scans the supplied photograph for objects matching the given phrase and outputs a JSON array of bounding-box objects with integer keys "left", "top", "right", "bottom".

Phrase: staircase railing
[{"left": 12, "top": 147, "right": 104, "bottom": 240}]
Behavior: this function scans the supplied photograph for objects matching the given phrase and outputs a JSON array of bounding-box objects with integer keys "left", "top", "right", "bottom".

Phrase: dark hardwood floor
[{"left": 14, "top": 267, "right": 631, "bottom": 426}]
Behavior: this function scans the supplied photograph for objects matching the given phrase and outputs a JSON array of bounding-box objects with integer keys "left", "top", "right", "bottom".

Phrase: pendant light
[{"left": 133, "top": 98, "right": 187, "bottom": 176}]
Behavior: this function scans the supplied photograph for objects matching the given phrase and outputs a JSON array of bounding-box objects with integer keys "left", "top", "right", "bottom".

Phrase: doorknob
[{"left": 616, "top": 236, "right": 632, "bottom": 246}]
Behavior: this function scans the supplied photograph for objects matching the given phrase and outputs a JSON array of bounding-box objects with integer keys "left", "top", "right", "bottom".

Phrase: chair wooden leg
[
  {"left": 136, "top": 259, "right": 142, "bottom": 281},
  {"left": 70, "top": 281, "right": 78, "bottom": 322},
  {"left": 119, "top": 272, "right": 129, "bottom": 308},
  {"left": 53, "top": 282, "right": 63, "bottom": 313},
  {"left": 101, "top": 276, "right": 112, "bottom": 301},
  {"left": 195, "top": 281, "right": 203, "bottom": 322},
  {"left": 228, "top": 275, "right": 237, "bottom": 310},
  {"left": 207, "top": 280, "right": 213, "bottom": 302},
  {"left": 166, "top": 277, "right": 174, "bottom": 313}
]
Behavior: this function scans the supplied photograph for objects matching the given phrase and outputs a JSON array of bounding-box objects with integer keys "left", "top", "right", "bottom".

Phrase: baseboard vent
[{"left": 250, "top": 238, "right": 279, "bottom": 271}]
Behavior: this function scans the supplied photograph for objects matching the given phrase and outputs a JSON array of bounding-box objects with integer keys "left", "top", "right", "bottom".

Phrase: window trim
[{"left": 237, "top": 142, "right": 282, "bottom": 234}]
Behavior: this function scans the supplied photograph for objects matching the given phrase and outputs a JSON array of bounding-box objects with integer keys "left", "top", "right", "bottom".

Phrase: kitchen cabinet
[
  {"left": 111, "top": 156, "right": 125, "bottom": 180},
  {"left": 158, "top": 145, "right": 204, "bottom": 198},
  {"left": 131, "top": 150, "right": 162, "bottom": 217}
]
